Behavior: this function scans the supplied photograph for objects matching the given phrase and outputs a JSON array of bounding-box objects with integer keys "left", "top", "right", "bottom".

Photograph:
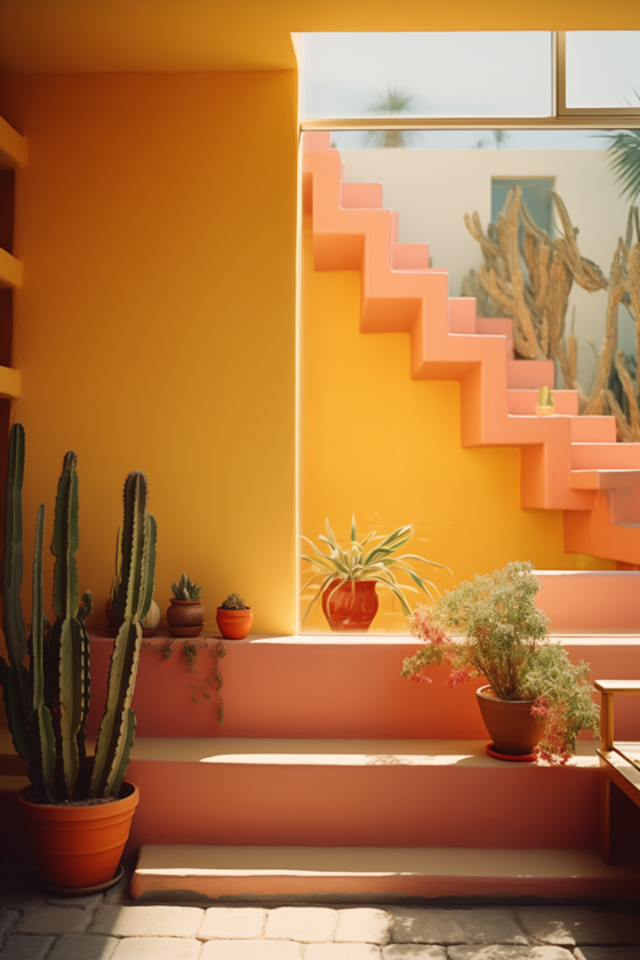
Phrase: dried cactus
[
  {"left": 0, "top": 424, "right": 157, "bottom": 802},
  {"left": 171, "top": 573, "right": 201, "bottom": 601},
  {"left": 464, "top": 190, "right": 640, "bottom": 441},
  {"left": 219, "top": 593, "right": 248, "bottom": 610}
]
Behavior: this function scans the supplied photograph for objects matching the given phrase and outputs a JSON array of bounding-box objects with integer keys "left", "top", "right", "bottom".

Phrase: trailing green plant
[
  {"left": 301, "top": 513, "right": 451, "bottom": 624},
  {"left": 401, "top": 561, "right": 599, "bottom": 763},
  {"left": 171, "top": 573, "right": 201, "bottom": 601},
  {"left": 142, "top": 636, "right": 226, "bottom": 723},
  {"left": 219, "top": 593, "right": 249, "bottom": 610},
  {"left": 0, "top": 423, "right": 157, "bottom": 803}
]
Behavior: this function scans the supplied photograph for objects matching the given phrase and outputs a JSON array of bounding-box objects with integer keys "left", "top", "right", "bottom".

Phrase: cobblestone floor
[{"left": 1, "top": 864, "right": 638, "bottom": 960}]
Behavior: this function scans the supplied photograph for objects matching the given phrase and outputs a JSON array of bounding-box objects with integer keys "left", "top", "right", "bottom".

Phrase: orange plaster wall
[
  {"left": 300, "top": 224, "right": 613, "bottom": 633},
  {"left": 0, "top": 71, "right": 298, "bottom": 636}
]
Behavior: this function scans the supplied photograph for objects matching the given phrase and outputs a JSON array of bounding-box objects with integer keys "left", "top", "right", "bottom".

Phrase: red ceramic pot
[
  {"left": 321, "top": 579, "right": 379, "bottom": 631},
  {"left": 167, "top": 599, "right": 205, "bottom": 637},
  {"left": 216, "top": 607, "right": 253, "bottom": 640},
  {"left": 18, "top": 781, "right": 139, "bottom": 891},
  {"left": 476, "top": 685, "right": 544, "bottom": 756}
]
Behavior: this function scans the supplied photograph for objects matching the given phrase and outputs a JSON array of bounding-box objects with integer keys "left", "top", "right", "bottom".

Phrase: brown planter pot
[
  {"left": 167, "top": 599, "right": 205, "bottom": 637},
  {"left": 18, "top": 781, "right": 139, "bottom": 891},
  {"left": 322, "top": 579, "right": 379, "bottom": 631},
  {"left": 216, "top": 607, "right": 253, "bottom": 640},
  {"left": 476, "top": 685, "right": 544, "bottom": 757}
]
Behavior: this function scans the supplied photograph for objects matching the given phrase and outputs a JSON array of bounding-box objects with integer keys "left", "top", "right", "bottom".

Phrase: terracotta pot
[
  {"left": 167, "top": 598, "right": 205, "bottom": 637},
  {"left": 216, "top": 607, "right": 253, "bottom": 640},
  {"left": 322, "top": 579, "right": 379, "bottom": 631},
  {"left": 476, "top": 685, "right": 544, "bottom": 756},
  {"left": 18, "top": 781, "right": 139, "bottom": 891}
]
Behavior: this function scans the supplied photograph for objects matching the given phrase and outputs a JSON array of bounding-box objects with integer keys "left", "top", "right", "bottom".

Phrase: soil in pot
[
  {"left": 322, "top": 580, "right": 379, "bottom": 631},
  {"left": 18, "top": 782, "right": 139, "bottom": 891},
  {"left": 476, "top": 685, "right": 544, "bottom": 758}
]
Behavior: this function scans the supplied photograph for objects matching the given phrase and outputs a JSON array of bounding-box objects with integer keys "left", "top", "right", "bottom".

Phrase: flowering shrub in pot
[{"left": 401, "top": 561, "right": 599, "bottom": 763}]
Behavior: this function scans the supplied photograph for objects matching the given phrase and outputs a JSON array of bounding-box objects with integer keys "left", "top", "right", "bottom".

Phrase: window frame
[{"left": 299, "top": 30, "right": 640, "bottom": 133}]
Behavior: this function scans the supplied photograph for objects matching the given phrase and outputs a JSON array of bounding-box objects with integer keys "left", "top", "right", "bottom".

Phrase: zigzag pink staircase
[{"left": 303, "top": 133, "right": 640, "bottom": 567}]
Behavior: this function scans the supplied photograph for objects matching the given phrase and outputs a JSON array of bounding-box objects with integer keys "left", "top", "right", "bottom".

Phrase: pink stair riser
[
  {"left": 506, "top": 359, "right": 555, "bottom": 389},
  {"left": 124, "top": 751, "right": 599, "bottom": 852},
  {"left": 571, "top": 442, "right": 640, "bottom": 470}
]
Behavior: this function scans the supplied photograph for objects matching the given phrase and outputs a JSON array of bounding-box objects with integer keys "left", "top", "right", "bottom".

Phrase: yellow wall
[
  {"left": 0, "top": 72, "right": 298, "bottom": 635},
  {"left": 300, "top": 223, "right": 612, "bottom": 633}
]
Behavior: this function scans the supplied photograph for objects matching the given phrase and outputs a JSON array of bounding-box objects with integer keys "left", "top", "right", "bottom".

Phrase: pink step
[
  {"left": 340, "top": 181, "right": 382, "bottom": 209},
  {"left": 507, "top": 389, "right": 579, "bottom": 415},
  {"left": 571, "top": 469, "right": 640, "bottom": 491},
  {"left": 448, "top": 297, "right": 476, "bottom": 334},
  {"left": 571, "top": 442, "right": 640, "bottom": 470},
  {"left": 122, "top": 738, "right": 603, "bottom": 852},
  {"left": 533, "top": 570, "right": 640, "bottom": 628},
  {"left": 390, "top": 210, "right": 398, "bottom": 242},
  {"left": 391, "top": 242, "right": 430, "bottom": 271},
  {"left": 506, "top": 359, "right": 555, "bottom": 389},
  {"left": 476, "top": 317, "right": 515, "bottom": 358},
  {"left": 570, "top": 417, "right": 617, "bottom": 442},
  {"left": 131, "top": 845, "right": 636, "bottom": 902}
]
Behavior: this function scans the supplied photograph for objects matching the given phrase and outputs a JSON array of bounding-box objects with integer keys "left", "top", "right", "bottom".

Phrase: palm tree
[
  {"left": 606, "top": 128, "right": 640, "bottom": 203},
  {"left": 604, "top": 92, "right": 640, "bottom": 203},
  {"left": 365, "top": 87, "right": 413, "bottom": 148}
]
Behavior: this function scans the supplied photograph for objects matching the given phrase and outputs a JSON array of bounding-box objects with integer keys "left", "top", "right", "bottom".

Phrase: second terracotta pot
[
  {"left": 322, "top": 579, "right": 379, "bottom": 631},
  {"left": 167, "top": 598, "right": 205, "bottom": 637},
  {"left": 476, "top": 685, "right": 544, "bottom": 756}
]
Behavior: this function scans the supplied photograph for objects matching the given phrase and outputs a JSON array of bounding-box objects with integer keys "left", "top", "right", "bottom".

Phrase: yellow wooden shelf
[
  {"left": 0, "top": 115, "right": 27, "bottom": 170},
  {"left": 0, "top": 247, "right": 23, "bottom": 288},
  {"left": 0, "top": 365, "right": 21, "bottom": 399}
]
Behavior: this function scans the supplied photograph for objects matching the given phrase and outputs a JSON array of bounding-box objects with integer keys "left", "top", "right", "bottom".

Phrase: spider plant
[{"left": 301, "top": 514, "right": 450, "bottom": 624}]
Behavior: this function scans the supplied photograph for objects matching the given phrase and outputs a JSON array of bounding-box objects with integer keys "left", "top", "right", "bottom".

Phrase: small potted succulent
[
  {"left": 216, "top": 593, "right": 253, "bottom": 640},
  {"left": 401, "top": 561, "right": 599, "bottom": 763},
  {"left": 167, "top": 573, "right": 205, "bottom": 637},
  {"left": 301, "top": 513, "right": 450, "bottom": 631},
  {"left": 534, "top": 384, "right": 556, "bottom": 416}
]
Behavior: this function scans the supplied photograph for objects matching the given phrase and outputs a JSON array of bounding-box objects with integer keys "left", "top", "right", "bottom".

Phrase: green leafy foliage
[
  {"left": 171, "top": 573, "right": 201, "bottom": 601},
  {"left": 606, "top": 129, "right": 640, "bottom": 204},
  {"left": 301, "top": 513, "right": 451, "bottom": 624},
  {"left": 401, "top": 561, "right": 599, "bottom": 762}
]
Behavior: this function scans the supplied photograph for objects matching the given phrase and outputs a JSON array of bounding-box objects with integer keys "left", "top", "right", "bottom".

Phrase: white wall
[{"left": 342, "top": 149, "right": 636, "bottom": 391}]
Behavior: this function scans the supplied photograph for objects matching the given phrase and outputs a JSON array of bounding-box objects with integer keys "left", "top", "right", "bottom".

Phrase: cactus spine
[{"left": 90, "top": 472, "right": 157, "bottom": 798}]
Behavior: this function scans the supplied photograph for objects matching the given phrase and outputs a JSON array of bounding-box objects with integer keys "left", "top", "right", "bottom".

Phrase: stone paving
[{"left": 0, "top": 865, "right": 638, "bottom": 960}]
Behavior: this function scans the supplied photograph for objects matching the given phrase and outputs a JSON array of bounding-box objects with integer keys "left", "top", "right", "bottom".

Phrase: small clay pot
[
  {"left": 216, "top": 607, "right": 253, "bottom": 640},
  {"left": 167, "top": 598, "right": 205, "bottom": 638}
]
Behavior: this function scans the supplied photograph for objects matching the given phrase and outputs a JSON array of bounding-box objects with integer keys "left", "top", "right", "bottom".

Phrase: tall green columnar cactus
[
  {"left": 90, "top": 472, "right": 157, "bottom": 798},
  {"left": 1, "top": 424, "right": 43, "bottom": 796},
  {"left": 49, "top": 451, "right": 93, "bottom": 799}
]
